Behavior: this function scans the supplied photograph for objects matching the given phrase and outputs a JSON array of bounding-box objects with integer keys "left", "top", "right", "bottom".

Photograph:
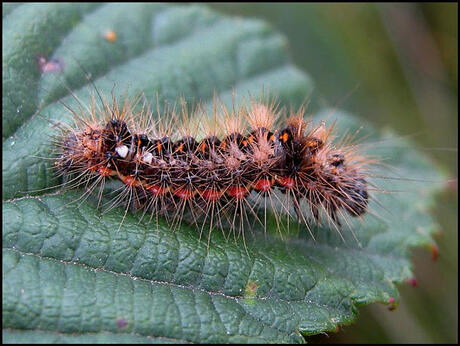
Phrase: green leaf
[{"left": 2, "top": 3, "right": 444, "bottom": 344}]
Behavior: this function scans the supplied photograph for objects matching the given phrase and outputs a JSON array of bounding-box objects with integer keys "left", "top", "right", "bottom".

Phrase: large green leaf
[{"left": 2, "top": 3, "right": 444, "bottom": 343}]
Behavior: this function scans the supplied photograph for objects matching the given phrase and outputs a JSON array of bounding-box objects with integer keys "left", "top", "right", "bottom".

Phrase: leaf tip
[
  {"left": 387, "top": 297, "right": 398, "bottom": 311},
  {"left": 428, "top": 243, "right": 439, "bottom": 261},
  {"left": 407, "top": 277, "right": 418, "bottom": 287}
]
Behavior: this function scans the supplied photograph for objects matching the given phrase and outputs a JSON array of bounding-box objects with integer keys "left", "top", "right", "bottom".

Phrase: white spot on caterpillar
[
  {"left": 115, "top": 145, "right": 128, "bottom": 158},
  {"left": 142, "top": 152, "right": 153, "bottom": 164}
]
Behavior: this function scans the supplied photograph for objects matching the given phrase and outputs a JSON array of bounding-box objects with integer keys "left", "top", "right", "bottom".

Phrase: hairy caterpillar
[{"left": 51, "top": 89, "right": 373, "bottom": 241}]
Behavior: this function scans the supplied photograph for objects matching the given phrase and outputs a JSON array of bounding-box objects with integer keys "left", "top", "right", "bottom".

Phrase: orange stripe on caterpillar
[
  {"left": 98, "top": 166, "right": 113, "bottom": 177},
  {"left": 146, "top": 184, "right": 167, "bottom": 196},
  {"left": 277, "top": 176, "right": 295, "bottom": 189},
  {"left": 253, "top": 178, "right": 273, "bottom": 192},
  {"left": 121, "top": 175, "right": 141, "bottom": 187},
  {"left": 201, "top": 189, "right": 222, "bottom": 201},
  {"left": 174, "top": 188, "right": 195, "bottom": 200},
  {"left": 227, "top": 186, "right": 248, "bottom": 199}
]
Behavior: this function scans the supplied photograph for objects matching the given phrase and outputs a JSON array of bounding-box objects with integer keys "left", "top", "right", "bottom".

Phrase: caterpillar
[{"left": 52, "top": 91, "right": 372, "bottom": 240}]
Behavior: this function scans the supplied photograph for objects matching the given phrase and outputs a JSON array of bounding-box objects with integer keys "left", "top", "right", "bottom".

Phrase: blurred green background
[{"left": 210, "top": 3, "right": 457, "bottom": 343}]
